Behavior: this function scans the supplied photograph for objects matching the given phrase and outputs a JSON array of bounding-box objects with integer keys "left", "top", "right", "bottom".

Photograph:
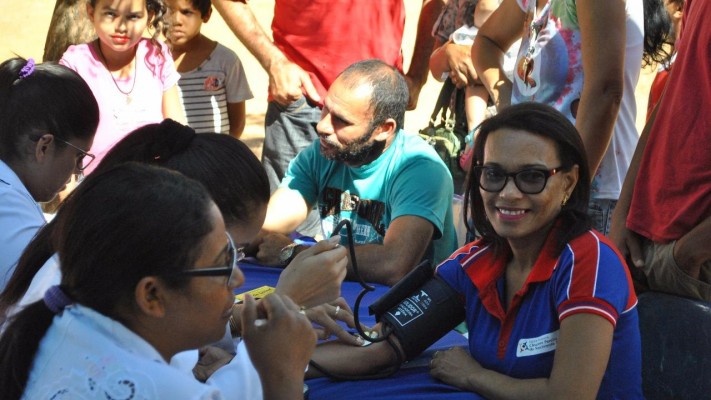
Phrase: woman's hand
[
  {"left": 304, "top": 298, "right": 370, "bottom": 346},
  {"left": 276, "top": 236, "right": 348, "bottom": 307},
  {"left": 429, "top": 346, "right": 481, "bottom": 391},
  {"left": 241, "top": 294, "right": 316, "bottom": 398}
]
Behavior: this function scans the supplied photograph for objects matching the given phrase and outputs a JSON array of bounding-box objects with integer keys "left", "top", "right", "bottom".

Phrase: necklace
[{"left": 96, "top": 41, "right": 137, "bottom": 105}]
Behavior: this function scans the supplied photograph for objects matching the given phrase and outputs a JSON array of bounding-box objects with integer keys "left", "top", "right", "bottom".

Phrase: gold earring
[{"left": 561, "top": 194, "right": 569, "bottom": 207}]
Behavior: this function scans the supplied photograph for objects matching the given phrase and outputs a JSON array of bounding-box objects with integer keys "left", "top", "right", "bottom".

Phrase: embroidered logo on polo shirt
[{"left": 516, "top": 330, "right": 559, "bottom": 357}]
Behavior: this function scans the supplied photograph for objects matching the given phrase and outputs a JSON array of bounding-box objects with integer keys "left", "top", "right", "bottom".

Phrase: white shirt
[
  {"left": 177, "top": 43, "right": 253, "bottom": 134},
  {"left": 23, "top": 304, "right": 262, "bottom": 399},
  {"left": 1, "top": 254, "right": 61, "bottom": 331},
  {"left": 0, "top": 160, "right": 45, "bottom": 290}
]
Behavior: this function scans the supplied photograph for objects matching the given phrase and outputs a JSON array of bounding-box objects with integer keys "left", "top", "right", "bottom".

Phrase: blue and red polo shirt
[{"left": 436, "top": 229, "right": 642, "bottom": 399}]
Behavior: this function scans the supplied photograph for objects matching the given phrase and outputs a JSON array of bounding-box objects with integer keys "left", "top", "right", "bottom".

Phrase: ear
[
  {"left": 203, "top": 7, "right": 213, "bottom": 22},
  {"left": 134, "top": 276, "right": 168, "bottom": 318},
  {"left": 372, "top": 118, "right": 397, "bottom": 142},
  {"left": 563, "top": 164, "right": 580, "bottom": 197},
  {"left": 34, "top": 134, "right": 54, "bottom": 164}
]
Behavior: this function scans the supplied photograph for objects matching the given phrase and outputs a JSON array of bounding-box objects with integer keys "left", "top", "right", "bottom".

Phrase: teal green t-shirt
[{"left": 281, "top": 130, "right": 458, "bottom": 265}]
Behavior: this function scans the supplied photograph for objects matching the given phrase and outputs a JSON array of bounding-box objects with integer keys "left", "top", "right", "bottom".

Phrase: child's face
[
  {"left": 165, "top": 0, "right": 210, "bottom": 48},
  {"left": 88, "top": 0, "right": 151, "bottom": 54}
]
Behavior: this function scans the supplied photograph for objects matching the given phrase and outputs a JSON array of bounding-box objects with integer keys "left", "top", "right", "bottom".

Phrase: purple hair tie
[
  {"left": 43, "top": 285, "right": 73, "bottom": 314},
  {"left": 18, "top": 58, "right": 35, "bottom": 80}
]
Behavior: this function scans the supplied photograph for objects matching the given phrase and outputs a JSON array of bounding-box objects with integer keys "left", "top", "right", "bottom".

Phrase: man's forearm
[
  {"left": 614, "top": 99, "right": 657, "bottom": 223},
  {"left": 406, "top": 0, "right": 444, "bottom": 85},
  {"left": 346, "top": 242, "right": 429, "bottom": 287},
  {"left": 212, "top": 0, "right": 286, "bottom": 72}
]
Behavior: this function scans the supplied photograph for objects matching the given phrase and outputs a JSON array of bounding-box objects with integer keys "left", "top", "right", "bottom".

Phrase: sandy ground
[{"left": 0, "top": 1, "right": 654, "bottom": 159}]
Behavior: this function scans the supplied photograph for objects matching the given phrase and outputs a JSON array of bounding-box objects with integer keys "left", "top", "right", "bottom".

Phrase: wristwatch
[{"left": 279, "top": 242, "right": 303, "bottom": 266}]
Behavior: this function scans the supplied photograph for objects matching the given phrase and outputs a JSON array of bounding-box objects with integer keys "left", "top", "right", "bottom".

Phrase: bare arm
[
  {"left": 405, "top": 0, "right": 445, "bottom": 109},
  {"left": 473, "top": 0, "right": 500, "bottom": 29},
  {"left": 162, "top": 85, "right": 187, "bottom": 124},
  {"left": 575, "top": 0, "right": 626, "bottom": 177},
  {"left": 307, "top": 329, "right": 400, "bottom": 378},
  {"left": 227, "top": 101, "right": 246, "bottom": 139},
  {"left": 211, "top": 0, "right": 319, "bottom": 104},
  {"left": 431, "top": 314, "right": 614, "bottom": 399},
  {"left": 609, "top": 100, "right": 658, "bottom": 267},
  {"left": 347, "top": 216, "right": 435, "bottom": 286},
  {"left": 261, "top": 187, "right": 311, "bottom": 234},
  {"left": 471, "top": 0, "right": 526, "bottom": 109}
]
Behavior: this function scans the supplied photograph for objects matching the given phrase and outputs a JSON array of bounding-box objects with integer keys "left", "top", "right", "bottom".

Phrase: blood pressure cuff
[{"left": 370, "top": 262, "right": 465, "bottom": 361}]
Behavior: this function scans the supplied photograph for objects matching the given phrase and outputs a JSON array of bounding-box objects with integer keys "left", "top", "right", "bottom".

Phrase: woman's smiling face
[{"left": 480, "top": 128, "right": 578, "bottom": 248}]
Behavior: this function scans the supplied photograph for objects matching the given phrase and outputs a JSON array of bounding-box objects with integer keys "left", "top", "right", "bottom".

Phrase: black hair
[
  {"left": 338, "top": 59, "right": 409, "bottom": 132},
  {"left": 0, "top": 162, "right": 215, "bottom": 399},
  {"left": 642, "top": 0, "right": 680, "bottom": 66},
  {"left": 0, "top": 57, "right": 99, "bottom": 162},
  {"left": 191, "top": 0, "right": 212, "bottom": 16},
  {"left": 0, "top": 120, "right": 268, "bottom": 315},
  {"left": 96, "top": 119, "right": 269, "bottom": 226},
  {"left": 463, "top": 102, "right": 591, "bottom": 256}
]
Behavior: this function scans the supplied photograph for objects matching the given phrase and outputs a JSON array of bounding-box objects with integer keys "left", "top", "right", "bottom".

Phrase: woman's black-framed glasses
[
  {"left": 473, "top": 165, "right": 564, "bottom": 195},
  {"left": 167, "top": 232, "right": 245, "bottom": 287},
  {"left": 54, "top": 136, "right": 96, "bottom": 172}
]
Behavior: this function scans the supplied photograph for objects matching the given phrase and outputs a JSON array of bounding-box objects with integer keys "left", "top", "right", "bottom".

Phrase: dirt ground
[{"left": 0, "top": 1, "right": 654, "bottom": 159}]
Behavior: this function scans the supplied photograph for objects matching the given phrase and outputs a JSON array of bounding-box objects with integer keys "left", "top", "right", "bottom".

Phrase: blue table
[{"left": 237, "top": 262, "right": 481, "bottom": 399}]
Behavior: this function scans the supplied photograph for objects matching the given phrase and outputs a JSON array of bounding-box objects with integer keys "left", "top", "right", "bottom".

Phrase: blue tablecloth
[{"left": 237, "top": 262, "right": 478, "bottom": 399}]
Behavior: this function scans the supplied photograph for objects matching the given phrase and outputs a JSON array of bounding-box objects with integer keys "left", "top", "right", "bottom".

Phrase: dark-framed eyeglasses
[
  {"left": 472, "top": 165, "right": 565, "bottom": 195},
  {"left": 166, "top": 232, "right": 245, "bottom": 287},
  {"left": 54, "top": 136, "right": 96, "bottom": 172}
]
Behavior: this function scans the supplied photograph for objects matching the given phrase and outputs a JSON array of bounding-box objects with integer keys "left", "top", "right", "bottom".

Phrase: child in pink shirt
[{"left": 60, "top": 0, "right": 184, "bottom": 174}]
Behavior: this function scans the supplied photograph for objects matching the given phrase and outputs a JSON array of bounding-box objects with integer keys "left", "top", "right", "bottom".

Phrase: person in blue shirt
[
  {"left": 253, "top": 59, "right": 458, "bottom": 286},
  {"left": 0, "top": 57, "right": 98, "bottom": 290},
  {"left": 310, "top": 102, "right": 642, "bottom": 399}
]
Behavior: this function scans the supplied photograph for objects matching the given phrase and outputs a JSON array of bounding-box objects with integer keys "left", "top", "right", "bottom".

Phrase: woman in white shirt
[
  {"left": 0, "top": 57, "right": 98, "bottom": 289},
  {"left": 0, "top": 163, "right": 315, "bottom": 399}
]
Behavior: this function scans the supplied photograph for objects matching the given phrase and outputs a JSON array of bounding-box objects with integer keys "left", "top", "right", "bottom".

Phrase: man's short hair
[
  {"left": 338, "top": 59, "right": 408, "bottom": 132},
  {"left": 190, "top": 0, "right": 212, "bottom": 16}
]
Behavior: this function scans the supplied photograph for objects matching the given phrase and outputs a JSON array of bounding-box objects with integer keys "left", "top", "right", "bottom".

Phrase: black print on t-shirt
[{"left": 320, "top": 187, "right": 386, "bottom": 236}]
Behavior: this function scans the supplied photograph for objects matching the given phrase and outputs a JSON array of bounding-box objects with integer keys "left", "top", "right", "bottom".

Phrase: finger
[
  {"left": 240, "top": 294, "right": 258, "bottom": 332},
  {"left": 453, "top": 70, "right": 468, "bottom": 87},
  {"left": 313, "top": 327, "right": 329, "bottom": 340},
  {"left": 333, "top": 323, "right": 366, "bottom": 346},
  {"left": 259, "top": 293, "right": 287, "bottom": 321},
  {"left": 279, "top": 294, "right": 302, "bottom": 313},
  {"left": 332, "top": 306, "right": 357, "bottom": 328},
  {"left": 627, "top": 235, "right": 645, "bottom": 268},
  {"left": 301, "top": 72, "right": 321, "bottom": 103},
  {"left": 465, "top": 62, "right": 478, "bottom": 83},
  {"left": 304, "top": 235, "right": 341, "bottom": 256}
]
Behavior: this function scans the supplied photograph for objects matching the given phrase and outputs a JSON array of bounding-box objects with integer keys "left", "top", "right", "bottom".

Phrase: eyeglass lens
[{"left": 477, "top": 167, "right": 551, "bottom": 194}]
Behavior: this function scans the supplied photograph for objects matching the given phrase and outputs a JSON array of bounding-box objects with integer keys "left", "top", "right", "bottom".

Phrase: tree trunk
[{"left": 43, "top": 0, "right": 96, "bottom": 62}]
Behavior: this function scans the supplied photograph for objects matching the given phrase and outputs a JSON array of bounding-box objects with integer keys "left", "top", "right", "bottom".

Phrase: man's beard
[{"left": 321, "top": 128, "right": 386, "bottom": 165}]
